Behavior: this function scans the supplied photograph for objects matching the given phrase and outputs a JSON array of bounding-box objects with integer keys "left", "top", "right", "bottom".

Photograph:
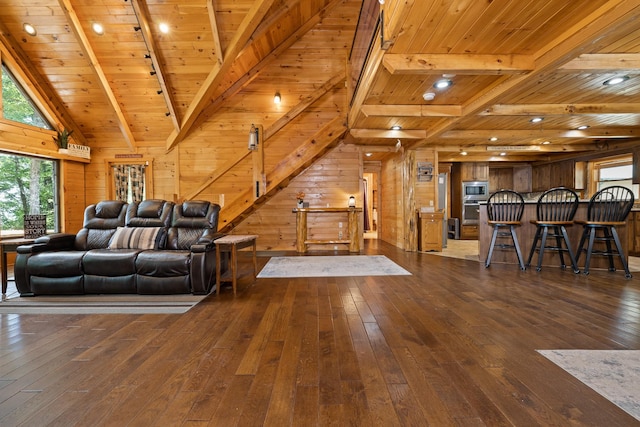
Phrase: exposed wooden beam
[
  {"left": 406, "top": 0, "right": 640, "bottom": 150},
  {"left": 480, "top": 103, "right": 640, "bottom": 115},
  {"left": 442, "top": 128, "right": 640, "bottom": 139},
  {"left": 349, "top": 128, "right": 427, "bottom": 139},
  {"left": 131, "top": 0, "right": 180, "bottom": 131},
  {"left": 59, "top": 0, "right": 136, "bottom": 151},
  {"left": 432, "top": 143, "right": 608, "bottom": 153},
  {"left": 166, "top": 0, "right": 276, "bottom": 151},
  {"left": 361, "top": 104, "right": 462, "bottom": 117},
  {"left": 0, "top": 22, "right": 87, "bottom": 145},
  {"left": 206, "top": 0, "right": 224, "bottom": 65},
  {"left": 559, "top": 53, "right": 640, "bottom": 71},
  {"left": 382, "top": 54, "right": 534, "bottom": 75}
]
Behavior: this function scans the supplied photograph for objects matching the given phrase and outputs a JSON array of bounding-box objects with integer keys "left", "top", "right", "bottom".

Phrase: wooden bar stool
[
  {"left": 485, "top": 189, "right": 526, "bottom": 270},
  {"left": 575, "top": 185, "right": 634, "bottom": 279},
  {"left": 526, "top": 187, "right": 580, "bottom": 273}
]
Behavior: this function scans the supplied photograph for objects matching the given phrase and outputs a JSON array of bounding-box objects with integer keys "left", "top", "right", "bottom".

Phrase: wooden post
[
  {"left": 252, "top": 124, "right": 265, "bottom": 199},
  {"left": 348, "top": 208, "right": 359, "bottom": 252},
  {"left": 295, "top": 209, "right": 307, "bottom": 253}
]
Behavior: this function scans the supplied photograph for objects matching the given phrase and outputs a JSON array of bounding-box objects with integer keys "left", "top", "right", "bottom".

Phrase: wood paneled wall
[
  {"left": 232, "top": 144, "right": 361, "bottom": 252},
  {"left": 379, "top": 147, "right": 437, "bottom": 251}
]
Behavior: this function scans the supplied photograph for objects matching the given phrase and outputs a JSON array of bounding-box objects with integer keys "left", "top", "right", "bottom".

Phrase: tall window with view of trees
[{"left": 1, "top": 63, "right": 58, "bottom": 236}]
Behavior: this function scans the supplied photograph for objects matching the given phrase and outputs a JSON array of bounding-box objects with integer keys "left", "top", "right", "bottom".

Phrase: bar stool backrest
[
  {"left": 535, "top": 187, "right": 579, "bottom": 222},
  {"left": 587, "top": 185, "right": 634, "bottom": 222},
  {"left": 487, "top": 190, "right": 524, "bottom": 222}
]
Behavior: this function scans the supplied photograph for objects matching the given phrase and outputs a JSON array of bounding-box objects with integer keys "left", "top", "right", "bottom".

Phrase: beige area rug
[
  {"left": 0, "top": 293, "right": 207, "bottom": 314},
  {"left": 427, "top": 239, "right": 640, "bottom": 272},
  {"left": 257, "top": 255, "right": 411, "bottom": 278},
  {"left": 538, "top": 350, "right": 640, "bottom": 421}
]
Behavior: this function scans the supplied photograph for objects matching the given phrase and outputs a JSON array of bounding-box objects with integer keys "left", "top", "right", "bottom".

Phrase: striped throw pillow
[{"left": 108, "top": 227, "right": 163, "bottom": 250}]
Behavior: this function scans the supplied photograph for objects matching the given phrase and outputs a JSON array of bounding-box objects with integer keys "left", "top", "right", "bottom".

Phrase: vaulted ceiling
[{"left": 1, "top": 0, "right": 639, "bottom": 164}]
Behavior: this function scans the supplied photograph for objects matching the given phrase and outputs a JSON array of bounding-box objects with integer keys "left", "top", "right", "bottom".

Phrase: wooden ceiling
[{"left": 1, "top": 0, "right": 640, "bottom": 163}]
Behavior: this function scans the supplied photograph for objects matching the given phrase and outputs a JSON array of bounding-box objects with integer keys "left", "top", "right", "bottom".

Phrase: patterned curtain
[
  {"left": 114, "top": 165, "right": 128, "bottom": 202},
  {"left": 129, "top": 165, "right": 145, "bottom": 202},
  {"left": 113, "top": 164, "right": 146, "bottom": 202}
]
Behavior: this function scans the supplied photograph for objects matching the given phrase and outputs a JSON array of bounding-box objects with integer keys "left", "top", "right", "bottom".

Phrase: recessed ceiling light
[
  {"left": 489, "top": 136, "right": 498, "bottom": 142},
  {"left": 500, "top": 152, "right": 507, "bottom": 156},
  {"left": 274, "top": 92, "right": 281, "bottom": 104},
  {"left": 365, "top": 152, "right": 372, "bottom": 157},
  {"left": 92, "top": 22, "right": 104, "bottom": 35},
  {"left": 542, "top": 141, "right": 551, "bottom": 145},
  {"left": 460, "top": 150, "right": 468, "bottom": 156},
  {"left": 530, "top": 117, "right": 543, "bottom": 123},
  {"left": 603, "top": 76, "right": 629, "bottom": 86},
  {"left": 576, "top": 125, "right": 589, "bottom": 130},
  {"left": 422, "top": 92, "right": 435, "bottom": 101},
  {"left": 391, "top": 125, "right": 402, "bottom": 130},
  {"left": 159, "top": 22, "right": 170, "bottom": 34},
  {"left": 23, "top": 23, "right": 37, "bottom": 36},
  {"left": 433, "top": 79, "right": 452, "bottom": 89}
]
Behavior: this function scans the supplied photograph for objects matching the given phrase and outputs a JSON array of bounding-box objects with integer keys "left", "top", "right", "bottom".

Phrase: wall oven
[{"left": 462, "top": 181, "right": 489, "bottom": 225}]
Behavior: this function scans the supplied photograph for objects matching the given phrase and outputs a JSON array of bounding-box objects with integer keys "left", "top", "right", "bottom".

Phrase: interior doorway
[{"left": 363, "top": 162, "right": 381, "bottom": 240}]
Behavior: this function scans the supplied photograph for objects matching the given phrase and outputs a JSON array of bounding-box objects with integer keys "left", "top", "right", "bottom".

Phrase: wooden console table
[{"left": 293, "top": 207, "right": 362, "bottom": 253}]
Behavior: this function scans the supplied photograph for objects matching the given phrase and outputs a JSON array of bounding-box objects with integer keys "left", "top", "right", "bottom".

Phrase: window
[
  {"left": 106, "top": 160, "right": 153, "bottom": 203},
  {"left": 0, "top": 152, "right": 59, "bottom": 237},
  {"left": 1, "top": 63, "right": 51, "bottom": 129},
  {"left": 594, "top": 155, "right": 638, "bottom": 199}
]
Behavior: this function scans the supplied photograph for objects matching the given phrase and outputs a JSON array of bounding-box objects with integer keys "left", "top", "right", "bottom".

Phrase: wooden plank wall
[
  {"left": 380, "top": 152, "right": 403, "bottom": 248},
  {"left": 232, "top": 144, "right": 361, "bottom": 252},
  {"left": 379, "top": 148, "right": 437, "bottom": 251}
]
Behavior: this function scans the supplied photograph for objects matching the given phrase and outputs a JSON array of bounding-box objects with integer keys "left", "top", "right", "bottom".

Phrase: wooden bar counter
[
  {"left": 478, "top": 202, "right": 630, "bottom": 270},
  {"left": 293, "top": 207, "right": 362, "bottom": 253}
]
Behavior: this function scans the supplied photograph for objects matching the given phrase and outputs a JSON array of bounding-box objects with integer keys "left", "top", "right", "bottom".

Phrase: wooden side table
[
  {"left": 1, "top": 237, "right": 35, "bottom": 300},
  {"left": 214, "top": 235, "right": 258, "bottom": 295}
]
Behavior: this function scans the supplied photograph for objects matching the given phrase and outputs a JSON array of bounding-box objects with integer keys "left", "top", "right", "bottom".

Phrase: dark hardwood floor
[{"left": 0, "top": 239, "right": 639, "bottom": 426}]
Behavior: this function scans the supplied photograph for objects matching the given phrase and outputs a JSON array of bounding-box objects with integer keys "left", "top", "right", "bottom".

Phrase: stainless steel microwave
[{"left": 462, "top": 181, "right": 489, "bottom": 200}]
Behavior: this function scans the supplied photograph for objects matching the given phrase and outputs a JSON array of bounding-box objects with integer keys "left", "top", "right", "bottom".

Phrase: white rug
[
  {"left": 0, "top": 293, "right": 207, "bottom": 314},
  {"left": 257, "top": 255, "right": 411, "bottom": 278},
  {"left": 538, "top": 349, "right": 640, "bottom": 421}
]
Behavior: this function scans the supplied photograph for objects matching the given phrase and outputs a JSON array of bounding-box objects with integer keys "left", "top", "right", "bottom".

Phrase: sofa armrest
[
  {"left": 17, "top": 233, "right": 76, "bottom": 253},
  {"left": 192, "top": 232, "right": 225, "bottom": 252}
]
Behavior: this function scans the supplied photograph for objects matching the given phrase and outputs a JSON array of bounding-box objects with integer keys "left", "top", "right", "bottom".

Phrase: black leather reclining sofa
[{"left": 14, "top": 199, "right": 227, "bottom": 296}]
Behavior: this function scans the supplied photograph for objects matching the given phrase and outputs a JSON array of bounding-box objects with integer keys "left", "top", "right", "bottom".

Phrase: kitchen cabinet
[
  {"left": 419, "top": 211, "right": 444, "bottom": 251},
  {"left": 461, "top": 162, "right": 489, "bottom": 181},
  {"left": 460, "top": 224, "right": 479, "bottom": 239}
]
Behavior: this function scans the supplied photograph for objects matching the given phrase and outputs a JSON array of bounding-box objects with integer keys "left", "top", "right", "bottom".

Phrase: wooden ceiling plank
[
  {"left": 560, "top": 53, "right": 640, "bottom": 71},
  {"left": 361, "top": 104, "right": 462, "bottom": 117},
  {"left": 59, "top": 0, "right": 136, "bottom": 151},
  {"left": 166, "top": 0, "right": 277, "bottom": 151},
  {"left": 184, "top": 71, "right": 346, "bottom": 200},
  {"left": 407, "top": 0, "right": 640, "bottom": 149},
  {"left": 131, "top": 0, "right": 180, "bottom": 131},
  {"left": 197, "top": 0, "right": 346, "bottom": 126},
  {"left": 206, "top": 0, "right": 224, "bottom": 65},
  {"left": 481, "top": 103, "right": 640, "bottom": 115},
  {"left": 264, "top": 72, "right": 346, "bottom": 140},
  {"left": 382, "top": 54, "right": 535, "bottom": 75}
]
